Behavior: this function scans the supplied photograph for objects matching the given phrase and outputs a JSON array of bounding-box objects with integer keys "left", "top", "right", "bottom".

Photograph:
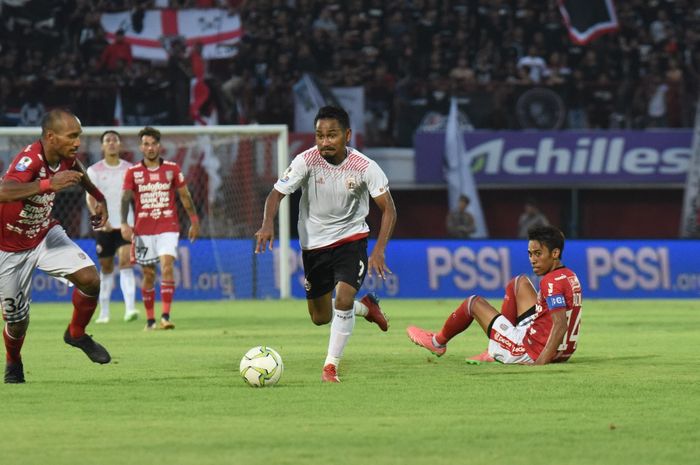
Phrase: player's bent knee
[
  {"left": 310, "top": 314, "right": 331, "bottom": 325},
  {"left": 461, "top": 295, "right": 481, "bottom": 316},
  {"left": 6, "top": 318, "right": 29, "bottom": 338},
  {"left": 68, "top": 266, "right": 101, "bottom": 296}
]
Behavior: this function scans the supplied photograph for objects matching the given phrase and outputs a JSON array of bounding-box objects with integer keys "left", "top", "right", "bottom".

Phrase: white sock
[
  {"left": 333, "top": 298, "right": 369, "bottom": 317},
  {"left": 324, "top": 308, "right": 355, "bottom": 367},
  {"left": 353, "top": 300, "right": 368, "bottom": 317},
  {"left": 120, "top": 268, "right": 136, "bottom": 313},
  {"left": 99, "top": 271, "right": 114, "bottom": 318}
]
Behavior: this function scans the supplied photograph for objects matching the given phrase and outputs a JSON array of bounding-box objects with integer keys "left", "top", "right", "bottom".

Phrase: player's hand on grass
[
  {"left": 51, "top": 170, "right": 82, "bottom": 191},
  {"left": 254, "top": 225, "right": 274, "bottom": 254}
]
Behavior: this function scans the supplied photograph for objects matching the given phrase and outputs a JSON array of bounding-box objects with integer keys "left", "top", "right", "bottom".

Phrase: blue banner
[
  {"left": 290, "top": 240, "right": 700, "bottom": 299},
  {"left": 30, "top": 239, "right": 700, "bottom": 302}
]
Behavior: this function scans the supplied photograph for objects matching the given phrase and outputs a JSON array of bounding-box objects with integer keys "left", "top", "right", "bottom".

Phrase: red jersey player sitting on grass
[
  {"left": 0, "top": 109, "right": 112, "bottom": 383},
  {"left": 407, "top": 225, "right": 582, "bottom": 365}
]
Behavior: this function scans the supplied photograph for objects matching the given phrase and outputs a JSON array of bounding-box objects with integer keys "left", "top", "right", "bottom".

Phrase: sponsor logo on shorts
[
  {"left": 492, "top": 331, "right": 526, "bottom": 356},
  {"left": 304, "top": 279, "right": 311, "bottom": 292},
  {"left": 78, "top": 253, "right": 87, "bottom": 260}
]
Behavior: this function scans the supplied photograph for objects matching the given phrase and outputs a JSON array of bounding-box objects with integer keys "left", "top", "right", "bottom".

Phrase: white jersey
[
  {"left": 274, "top": 147, "right": 390, "bottom": 250},
  {"left": 87, "top": 158, "right": 134, "bottom": 228}
]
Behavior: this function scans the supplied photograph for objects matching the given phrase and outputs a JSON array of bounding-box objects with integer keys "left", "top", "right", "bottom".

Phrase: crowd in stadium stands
[{"left": 1, "top": 0, "right": 699, "bottom": 146}]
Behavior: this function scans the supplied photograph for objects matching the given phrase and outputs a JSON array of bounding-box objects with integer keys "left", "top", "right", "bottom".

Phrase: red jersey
[
  {"left": 523, "top": 266, "right": 582, "bottom": 362},
  {"left": 0, "top": 141, "right": 75, "bottom": 252},
  {"left": 122, "top": 159, "right": 186, "bottom": 235}
]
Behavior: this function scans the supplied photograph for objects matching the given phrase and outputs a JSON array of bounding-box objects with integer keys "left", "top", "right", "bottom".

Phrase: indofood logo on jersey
[{"left": 458, "top": 132, "right": 692, "bottom": 184}]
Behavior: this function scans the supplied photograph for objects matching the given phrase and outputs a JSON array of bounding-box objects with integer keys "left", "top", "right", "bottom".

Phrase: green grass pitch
[{"left": 2, "top": 299, "right": 699, "bottom": 465}]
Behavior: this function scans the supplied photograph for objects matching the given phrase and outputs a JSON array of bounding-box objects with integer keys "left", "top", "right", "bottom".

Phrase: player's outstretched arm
[
  {"left": 254, "top": 189, "right": 285, "bottom": 254},
  {"left": 368, "top": 191, "right": 397, "bottom": 279}
]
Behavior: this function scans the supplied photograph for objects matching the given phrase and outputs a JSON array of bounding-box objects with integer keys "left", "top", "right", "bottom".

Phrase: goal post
[{"left": 0, "top": 124, "right": 292, "bottom": 300}]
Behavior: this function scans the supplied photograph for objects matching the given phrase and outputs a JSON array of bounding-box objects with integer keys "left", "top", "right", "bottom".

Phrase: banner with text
[
  {"left": 415, "top": 130, "right": 692, "bottom": 185},
  {"left": 32, "top": 239, "right": 700, "bottom": 302}
]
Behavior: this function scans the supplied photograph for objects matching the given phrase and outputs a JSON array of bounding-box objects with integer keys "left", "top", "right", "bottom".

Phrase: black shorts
[
  {"left": 95, "top": 230, "right": 130, "bottom": 259},
  {"left": 301, "top": 238, "right": 368, "bottom": 299}
]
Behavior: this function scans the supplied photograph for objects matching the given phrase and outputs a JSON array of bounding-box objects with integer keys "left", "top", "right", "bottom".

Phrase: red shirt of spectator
[{"left": 100, "top": 30, "right": 133, "bottom": 71}]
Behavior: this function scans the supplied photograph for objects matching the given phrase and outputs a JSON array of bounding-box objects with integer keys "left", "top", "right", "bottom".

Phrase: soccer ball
[{"left": 239, "top": 346, "right": 284, "bottom": 387}]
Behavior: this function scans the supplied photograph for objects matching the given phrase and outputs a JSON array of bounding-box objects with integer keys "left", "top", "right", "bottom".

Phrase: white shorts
[
  {"left": 0, "top": 225, "right": 95, "bottom": 323},
  {"left": 132, "top": 232, "right": 179, "bottom": 266},
  {"left": 487, "top": 315, "right": 535, "bottom": 364}
]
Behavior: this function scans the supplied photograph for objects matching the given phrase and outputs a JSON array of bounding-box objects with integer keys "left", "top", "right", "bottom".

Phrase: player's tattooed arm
[
  {"left": 120, "top": 190, "right": 134, "bottom": 241},
  {"left": 177, "top": 185, "right": 199, "bottom": 242}
]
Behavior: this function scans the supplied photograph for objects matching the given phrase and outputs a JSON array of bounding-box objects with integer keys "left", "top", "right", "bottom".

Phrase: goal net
[{"left": 0, "top": 125, "right": 291, "bottom": 300}]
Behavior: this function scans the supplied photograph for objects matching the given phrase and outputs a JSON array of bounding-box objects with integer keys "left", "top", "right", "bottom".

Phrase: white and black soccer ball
[{"left": 239, "top": 346, "right": 284, "bottom": 387}]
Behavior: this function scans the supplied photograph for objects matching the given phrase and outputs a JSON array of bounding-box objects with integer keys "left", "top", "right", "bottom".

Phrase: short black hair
[
  {"left": 101, "top": 130, "right": 120, "bottom": 143},
  {"left": 314, "top": 105, "right": 350, "bottom": 131},
  {"left": 138, "top": 126, "right": 161, "bottom": 142},
  {"left": 528, "top": 225, "right": 565, "bottom": 256}
]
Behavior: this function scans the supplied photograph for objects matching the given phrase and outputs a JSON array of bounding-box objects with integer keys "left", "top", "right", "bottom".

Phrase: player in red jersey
[
  {"left": 120, "top": 127, "right": 199, "bottom": 331},
  {"left": 0, "top": 109, "right": 112, "bottom": 383},
  {"left": 407, "top": 225, "right": 582, "bottom": 365}
]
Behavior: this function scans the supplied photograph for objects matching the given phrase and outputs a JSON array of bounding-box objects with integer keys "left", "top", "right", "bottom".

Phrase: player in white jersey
[
  {"left": 255, "top": 105, "right": 397, "bottom": 383},
  {"left": 86, "top": 130, "right": 138, "bottom": 324}
]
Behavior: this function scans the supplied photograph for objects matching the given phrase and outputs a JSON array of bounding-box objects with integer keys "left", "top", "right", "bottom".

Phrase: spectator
[
  {"left": 167, "top": 38, "right": 192, "bottom": 125},
  {"left": 0, "top": 0, "right": 698, "bottom": 132},
  {"left": 518, "top": 198, "right": 549, "bottom": 238},
  {"left": 98, "top": 29, "right": 132, "bottom": 71},
  {"left": 446, "top": 194, "right": 476, "bottom": 238}
]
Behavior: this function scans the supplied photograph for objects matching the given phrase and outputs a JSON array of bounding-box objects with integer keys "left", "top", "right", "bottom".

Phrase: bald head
[
  {"left": 41, "top": 109, "right": 80, "bottom": 138},
  {"left": 40, "top": 109, "right": 83, "bottom": 164}
]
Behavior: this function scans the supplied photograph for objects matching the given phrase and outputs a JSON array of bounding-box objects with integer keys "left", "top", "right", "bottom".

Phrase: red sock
[
  {"left": 436, "top": 298, "right": 474, "bottom": 345},
  {"left": 69, "top": 288, "right": 97, "bottom": 338},
  {"left": 500, "top": 277, "right": 518, "bottom": 324},
  {"left": 142, "top": 287, "right": 156, "bottom": 320},
  {"left": 4, "top": 326, "right": 25, "bottom": 363},
  {"left": 160, "top": 280, "right": 175, "bottom": 316}
]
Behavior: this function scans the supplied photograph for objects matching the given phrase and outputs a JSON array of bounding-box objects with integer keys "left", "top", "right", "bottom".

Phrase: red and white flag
[
  {"left": 558, "top": 0, "right": 619, "bottom": 45},
  {"left": 101, "top": 8, "right": 242, "bottom": 61}
]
